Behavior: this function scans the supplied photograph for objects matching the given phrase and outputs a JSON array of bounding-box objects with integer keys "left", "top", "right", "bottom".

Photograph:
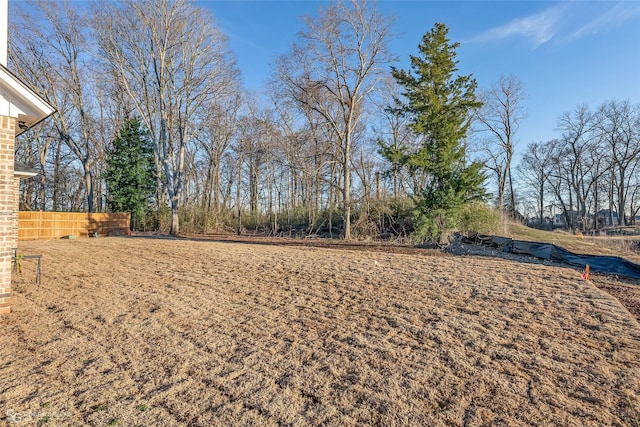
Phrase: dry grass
[{"left": 2, "top": 236, "right": 640, "bottom": 426}]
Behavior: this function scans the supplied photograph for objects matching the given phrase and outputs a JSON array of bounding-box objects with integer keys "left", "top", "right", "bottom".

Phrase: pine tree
[
  {"left": 389, "top": 23, "right": 487, "bottom": 242},
  {"left": 104, "top": 118, "right": 155, "bottom": 229}
]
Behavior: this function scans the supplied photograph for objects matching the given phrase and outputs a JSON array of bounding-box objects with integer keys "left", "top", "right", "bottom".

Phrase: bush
[
  {"left": 459, "top": 202, "right": 501, "bottom": 236},
  {"left": 140, "top": 206, "right": 171, "bottom": 233},
  {"left": 179, "top": 207, "right": 242, "bottom": 234},
  {"left": 137, "top": 198, "right": 498, "bottom": 241},
  {"left": 304, "top": 206, "right": 344, "bottom": 237},
  {"left": 134, "top": 206, "right": 237, "bottom": 234},
  {"left": 409, "top": 201, "right": 500, "bottom": 244},
  {"left": 410, "top": 207, "right": 456, "bottom": 245}
]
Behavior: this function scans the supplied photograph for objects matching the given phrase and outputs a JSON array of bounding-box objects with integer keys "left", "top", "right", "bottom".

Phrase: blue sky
[{"left": 201, "top": 1, "right": 640, "bottom": 148}]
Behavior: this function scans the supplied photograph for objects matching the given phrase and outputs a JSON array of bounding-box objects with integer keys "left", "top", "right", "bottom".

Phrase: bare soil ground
[{"left": 2, "top": 235, "right": 640, "bottom": 426}]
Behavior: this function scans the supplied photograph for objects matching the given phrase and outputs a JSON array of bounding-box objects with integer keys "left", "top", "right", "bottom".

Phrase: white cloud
[
  {"left": 471, "top": 4, "right": 567, "bottom": 48},
  {"left": 470, "top": 2, "right": 640, "bottom": 48},
  {"left": 570, "top": 2, "right": 640, "bottom": 40}
]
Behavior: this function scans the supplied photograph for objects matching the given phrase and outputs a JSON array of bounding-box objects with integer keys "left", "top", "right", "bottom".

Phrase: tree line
[
  {"left": 10, "top": 0, "right": 640, "bottom": 241},
  {"left": 518, "top": 101, "right": 640, "bottom": 232}
]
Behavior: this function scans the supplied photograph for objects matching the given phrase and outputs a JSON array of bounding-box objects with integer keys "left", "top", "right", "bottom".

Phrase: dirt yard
[{"left": 2, "top": 236, "right": 639, "bottom": 426}]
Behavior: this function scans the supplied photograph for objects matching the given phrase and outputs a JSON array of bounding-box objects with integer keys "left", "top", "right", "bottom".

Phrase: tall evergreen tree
[
  {"left": 104, "top": 118, "right": 155, "bottom": 229},
  {"left": 389, "top": 23, "right": 487, "bottom": 242}
]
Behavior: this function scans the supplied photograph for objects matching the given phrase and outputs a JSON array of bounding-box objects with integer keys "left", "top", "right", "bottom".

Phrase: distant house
[
  {"left": 595, "top": 209, "right": 618, "bottom": 227},
  {"left": 553, "top": 211, "right": 579, "bottom": 227},
  {"left": 526, "top": 216, "right": 553, "bottom": 230},
  {"left": 553, "top": 213, "right": 564, "bottom": 226}
]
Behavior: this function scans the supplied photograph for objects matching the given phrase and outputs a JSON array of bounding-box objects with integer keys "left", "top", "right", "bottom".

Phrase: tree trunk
[
  {"left": 497, "top": 168, "right": 505, "bottom": 211},
  {"left": 618, "top": 169, "right": 626, "bottom": 226},
  {"left": 214, "top": 152, "right": 222, "bottom": 213},
  {"left": 170, "top": 200, "right": 180, "bottom": 235},
  {"left": 343, "top": 137, "right": 351, "bottom": 240},
  {"left": 508, "top": 167, "right": 515, "bottom": 215},
  {"left": 84, "top": 164, "right": 94, "bottom": 213},
  {"left": 39, "top": 173, "right": 46, "bottom": 211},
  {"left": 249, "top": 159, "right": 258, "bottom": 215},
  {"left": 609, "top": 176, "right": 615, "bottom": 226},
  {"left": 53, "top": 141, "right": 62, "bottom": 211},
  {"left": 593, "top": 176, "right": 599, "bottom": 231},
  {"left": 538, "top": 179, "right": 544, "bottom": 228},
  {"left": 236, "top": 152, "right": 243, "bottom": 235}
]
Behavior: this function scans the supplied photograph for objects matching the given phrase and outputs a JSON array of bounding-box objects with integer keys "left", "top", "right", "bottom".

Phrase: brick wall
[
  {"left": 0, "top": 114, "right": 15, "bottom": 314},
  {"left": 13, "top": 177, "right": 18, "bottom": 241}
]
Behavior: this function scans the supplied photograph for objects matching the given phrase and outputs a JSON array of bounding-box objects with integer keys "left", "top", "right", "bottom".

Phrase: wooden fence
[{"left": 18, "top": 212, "right": 130, "bottom": 240}]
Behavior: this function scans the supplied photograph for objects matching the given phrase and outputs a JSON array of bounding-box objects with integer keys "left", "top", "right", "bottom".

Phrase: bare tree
[
  {"left": 194, "top": 92, "right": 243, "bottom": 214},
  {"left": 273, "top": 0, "right": 395, "bottom": 239},
  {"left": 11, "top": 1, "right": 100, "bottom": 212},
  {"left": 547, "top": 139, "right": 578, "bottom": 230},
  {"left": 353, "top": 142, "right": 378, "bottom": 215},
  {"left": 267, "top": 89, "right": 336, "bottom": 232},
  {"left": 475, "top": 75, "right": 527, "bottom": 213},
  {"left": 13, "top": 122, "right": 57, "bottom": 210},
  {"left": 596, "top": 100, "right": 640, "bottom": 225},
  {"left": 556, "top": 104, "right": 604, "bottom": 231},
  {"left": 93, "top": 0, "right": 238, "bottom": 235},
  {"left": 373, "top": 77, "right": 415, "bottom": 199},
  {"left": 517, "top": 141, "right": 553, "bottom": 227},
  {"left": 628, "top": 177, "right": 640, "bottom": 224},
  {"left": 516, "top": 101, "right": 640, "bottom": 233}
]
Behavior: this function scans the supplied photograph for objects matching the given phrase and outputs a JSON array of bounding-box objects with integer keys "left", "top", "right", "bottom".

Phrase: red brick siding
[{"left": 0, "top": 115, "right": 15, "bottom": 314}]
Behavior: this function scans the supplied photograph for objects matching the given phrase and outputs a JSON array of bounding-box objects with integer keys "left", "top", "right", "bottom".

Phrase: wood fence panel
[{"left": 18, "top": 212, "right": 131, "bottom": 240}]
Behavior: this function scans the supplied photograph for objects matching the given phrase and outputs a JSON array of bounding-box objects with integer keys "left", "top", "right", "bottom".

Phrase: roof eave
[
  {"left": 14, "top": 161, "right": 39, "bottom": 179},
  {"left": 0, "top": 63, "right": 56, "bottom": 136}
]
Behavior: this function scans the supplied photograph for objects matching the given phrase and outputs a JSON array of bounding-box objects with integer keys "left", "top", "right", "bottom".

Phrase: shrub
[
  {"left": 459, "top": 202, "right": 501, "bottom": 236},
  {"left": 409, "top": 201, "right": 500, "bottom": 244}
]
